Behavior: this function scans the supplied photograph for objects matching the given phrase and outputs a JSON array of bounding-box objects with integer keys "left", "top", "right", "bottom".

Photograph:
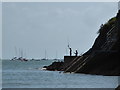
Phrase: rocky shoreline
[
  {"left": 43, "top": 61, "right": 64, "bottom": 71},
  {"left": 44, "top": 10, "right": 120, "bottom": 76},
  {"left": 43, "top": 9, "right": 120, "bottom": 90}
]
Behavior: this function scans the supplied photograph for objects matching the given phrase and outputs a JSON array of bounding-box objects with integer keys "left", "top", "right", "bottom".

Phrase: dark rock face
[
  {"left": 78, "top": 10, "right": 120, "bottom": 75},
  {"left": 71, "top": 10, "right": 120, "bottom": 76},
  {"left": 43, "top": 61, "right": 64, "bottom": 71},
  {"left": 43, "top": 10, "right": 120, "bottom": 76},
  {"left": 116, "top": 85, "right": 120, "bottom": 90},
  {"left": 76, "top": 52, "right": 120, "bottom": 76}
]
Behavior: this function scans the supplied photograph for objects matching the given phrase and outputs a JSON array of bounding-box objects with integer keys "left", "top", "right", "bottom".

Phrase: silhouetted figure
[
  {"left": 74, "top": 50, "right": 78, "bottom": 56},
  {"left": 69, "top": 48, "right": 72, "bottom": 56},
  {"left": 68, "top": 44, "right": 72, "bottom": 56},
  {"left": 100, "top": 24, "right": 104, "bottom": 28}
]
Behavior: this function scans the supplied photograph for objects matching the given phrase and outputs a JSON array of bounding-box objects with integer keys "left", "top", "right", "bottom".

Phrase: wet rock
[{"left": 43, "top": 61, "right": 64, "bottom": 71}]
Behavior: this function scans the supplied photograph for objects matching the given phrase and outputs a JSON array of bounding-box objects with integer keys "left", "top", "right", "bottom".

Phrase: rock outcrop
[
  {"left": 43, "top": 61, "right": 64, "bottom": 71},
  {"left": 116, "top": 85, "right": 120, "bottom": 90},
  {"left": 43, "top": 10, "right": 120, "bottom": 76}
]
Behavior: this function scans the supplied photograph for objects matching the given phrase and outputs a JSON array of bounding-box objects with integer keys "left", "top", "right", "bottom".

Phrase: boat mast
[
  {"left": 45, "top": 50, "right": 47, "bottom": 59},
  {"left": 24, "top": 49, "right": 27, "bottom": 58},
  {"left": 14, "top": 46, "right": 17, "bottom": 57},
  {"left": 21, "top": 48, "right": 24, "bottom": 58}
]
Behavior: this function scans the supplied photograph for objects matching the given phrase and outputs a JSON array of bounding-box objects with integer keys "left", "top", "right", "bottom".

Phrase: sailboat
[
  {"left": 41, "top": 50, "right": 48, "bottom": 60},
  {"left": 11, "top": 47, "right": 18, "bottom": 60},
  {"left": 11, "top": 47, "right": 28, "bottom": 61},
  {"left": 54, "top": 51, "right": 58, "bottom": 60},
  {"left": 18, "top": 48, "right": 28, "bottom": 61}
]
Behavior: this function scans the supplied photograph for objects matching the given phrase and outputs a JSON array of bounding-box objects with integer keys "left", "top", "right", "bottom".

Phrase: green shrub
[{"left": 97, "top": 17, "right": 116, "bottom": 34}]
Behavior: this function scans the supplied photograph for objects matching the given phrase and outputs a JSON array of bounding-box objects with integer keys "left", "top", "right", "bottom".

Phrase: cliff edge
[{"left": 44, "top": 10, "right": 120, "bottom": 76}]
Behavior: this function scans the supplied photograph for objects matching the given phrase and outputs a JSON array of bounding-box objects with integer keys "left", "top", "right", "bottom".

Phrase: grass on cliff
[{"left": 97, "top": 17, "right": 116, "bottom": 34}]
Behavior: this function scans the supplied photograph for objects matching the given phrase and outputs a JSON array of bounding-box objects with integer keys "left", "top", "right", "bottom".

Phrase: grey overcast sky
[
  {"left": 0, "top": 2, "right": 1, "bottom": 59},
  {"left": 2, "top": 2, "right": 118, "bottom": 59}
]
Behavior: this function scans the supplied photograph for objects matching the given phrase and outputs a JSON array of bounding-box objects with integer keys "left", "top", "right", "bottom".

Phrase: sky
[
  {"left": 0, "top": 2, "right": 1, "bottom": 59},
  {"left": 2, "top": 2, "right": 118, "bottom": 59}
]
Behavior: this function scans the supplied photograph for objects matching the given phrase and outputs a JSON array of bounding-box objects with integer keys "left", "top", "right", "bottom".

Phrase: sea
[{"left": 2, "top": 59, "right": 119, "bottom": 88}]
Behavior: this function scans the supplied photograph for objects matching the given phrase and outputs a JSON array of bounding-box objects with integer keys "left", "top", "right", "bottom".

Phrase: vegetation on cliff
[
  {"left": 43, "top": 10, "right": 120, "bottom": 76},
  {"left": 76, "top": 12, "right": 120, "bottom": 75},
  {"left": 97, "top": 17, "right": 116, "bottom": 34}
]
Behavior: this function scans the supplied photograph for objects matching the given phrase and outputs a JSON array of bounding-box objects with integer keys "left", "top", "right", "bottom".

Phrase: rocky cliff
[{"left": 44, "top": 10, "right": 120, "bottom": 76}]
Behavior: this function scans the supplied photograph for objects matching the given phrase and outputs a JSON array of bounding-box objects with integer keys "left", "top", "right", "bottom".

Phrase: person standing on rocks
[
  {"left": 68, "top": 44, "right": 72, "bottom": 56},
  {"left": 69, "top": 47, "right": 72, "bottom": 56},
  {"left": 74, "top": 49, "right": 78, "bottom": 56}
]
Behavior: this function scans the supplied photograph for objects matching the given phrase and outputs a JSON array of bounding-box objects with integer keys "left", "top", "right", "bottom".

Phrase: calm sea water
[{"left": 2, "top": 60, "right": 119, "bottom": 88}]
